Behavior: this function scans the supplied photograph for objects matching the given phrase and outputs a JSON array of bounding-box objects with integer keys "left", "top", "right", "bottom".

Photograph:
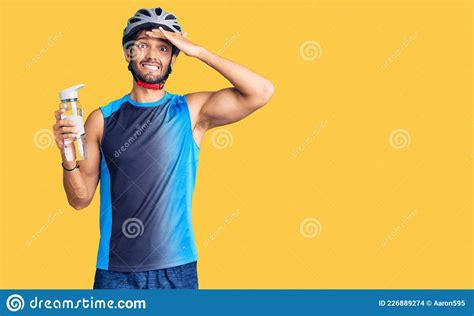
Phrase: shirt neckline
[{"left": 126, "top": 91, "right": 171, "bottom": 107}]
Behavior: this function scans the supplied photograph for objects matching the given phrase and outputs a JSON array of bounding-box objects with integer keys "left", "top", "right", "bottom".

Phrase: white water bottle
[{"left": 59, "top": 84, "right": 88, "bottom": 161}]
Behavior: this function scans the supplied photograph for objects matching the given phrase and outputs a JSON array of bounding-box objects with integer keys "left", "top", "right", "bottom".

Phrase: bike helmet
[{"left": 123, "top": 7, "right": 183, "bottom": 89}]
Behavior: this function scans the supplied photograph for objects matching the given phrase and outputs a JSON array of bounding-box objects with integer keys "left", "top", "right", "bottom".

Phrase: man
[{"left": 52, "top": 7, "right": 274, "bottom": 289}]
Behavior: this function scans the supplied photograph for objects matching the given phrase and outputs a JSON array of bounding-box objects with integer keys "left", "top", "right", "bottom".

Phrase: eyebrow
[{"left": 136, "top": 37, "right": 171, "bottom": 45}]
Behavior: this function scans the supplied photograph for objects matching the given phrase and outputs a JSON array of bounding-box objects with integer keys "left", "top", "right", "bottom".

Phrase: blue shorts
[{"left": 93, "top": 261, "right": 198, "bottom": 289}]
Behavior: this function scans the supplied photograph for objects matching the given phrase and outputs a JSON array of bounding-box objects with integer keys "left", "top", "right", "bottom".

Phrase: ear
[
  {"left": 170, "top": 54, "right": 177, "bottom": 66},
  {"left": 123, "top": 46, "right": 131, "bottom": 63}
]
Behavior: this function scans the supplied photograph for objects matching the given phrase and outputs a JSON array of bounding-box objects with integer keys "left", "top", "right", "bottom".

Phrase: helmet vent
[
  {"left": 123, "top": 7, "right": 183, "bottom": 47},
  {"left": 138, "top": 9, "right": 151, "bottom": 16}
]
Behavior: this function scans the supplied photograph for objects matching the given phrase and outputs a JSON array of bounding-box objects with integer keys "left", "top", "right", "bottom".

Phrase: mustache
[
  {"left": 140, "top": 60, "right": 162, "bottom": 68},
  {"left": 129, "top": 60, "right": 171, "bottom": 85}
]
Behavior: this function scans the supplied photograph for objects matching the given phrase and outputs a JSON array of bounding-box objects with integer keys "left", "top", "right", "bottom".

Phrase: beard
[{"left": 129, "top": 60, "right": 171, "bottom": 84}]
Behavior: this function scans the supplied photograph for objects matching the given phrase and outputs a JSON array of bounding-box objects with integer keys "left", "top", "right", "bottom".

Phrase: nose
[{"left": 144, "top": 48, "right": 161, "bottom": 63}]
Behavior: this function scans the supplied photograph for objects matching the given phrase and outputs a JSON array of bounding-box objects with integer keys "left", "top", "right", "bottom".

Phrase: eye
[
  {"left": 137, "top": 42, "right": 148, "bottom": 49},
  {"left": 160, "top": 46, "right": 168, "bottom": 52}
]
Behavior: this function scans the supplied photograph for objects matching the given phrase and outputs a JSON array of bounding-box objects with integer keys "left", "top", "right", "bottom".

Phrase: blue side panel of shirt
[{"left": 96, "top": 95, "right": 128, "bottom": 270}]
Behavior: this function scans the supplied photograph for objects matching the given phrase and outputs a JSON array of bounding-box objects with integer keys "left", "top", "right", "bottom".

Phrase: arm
[
  {"left": 186, "top": 48, "right": 275, "bottom": 130},
  {"left": 147, "top": 27, "right": 275, "bottom": 131},
  {"left": 53, "top": 108, "right": 103, "bottom": 210}
]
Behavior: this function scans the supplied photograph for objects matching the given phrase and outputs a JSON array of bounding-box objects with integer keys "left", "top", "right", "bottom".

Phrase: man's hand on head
[{"left": 146, "top": 27, "right": 203, "bottom": 58}]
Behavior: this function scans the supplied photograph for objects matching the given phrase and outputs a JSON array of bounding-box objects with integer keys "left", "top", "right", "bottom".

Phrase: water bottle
[{"left": 58, "top": 84, "right": 88, "bottom": 161}]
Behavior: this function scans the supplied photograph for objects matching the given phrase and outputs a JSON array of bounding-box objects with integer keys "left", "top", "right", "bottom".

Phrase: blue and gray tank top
[{"left": 96, "top": 91, "right": 200, "bottom": 272}]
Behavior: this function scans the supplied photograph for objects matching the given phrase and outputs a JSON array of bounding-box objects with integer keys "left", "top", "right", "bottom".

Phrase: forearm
[
  {"left": 61, "top": 153, "right": 89, "bottom": 209},
  {"left": 196, "top": 47, "right": 273, "bottom": 99}
]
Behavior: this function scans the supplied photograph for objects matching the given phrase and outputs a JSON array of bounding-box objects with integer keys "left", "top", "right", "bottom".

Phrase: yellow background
[{"left": 0, "top": 0, "right": 472, "bottom": 289}]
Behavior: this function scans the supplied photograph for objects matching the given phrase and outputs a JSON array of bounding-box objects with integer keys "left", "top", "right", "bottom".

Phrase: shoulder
[
  {"left": 84, "top": 108, "right": 104, "bottom": 143},
  {"left": 182, "top": 91, "right": 213, "bottom": 119},
  {"left": 86, "top": 108, "right": 104, "bottom": 124},
  {"left": 89, "top": 94, "right": 127, "bottom": 141},
  {"left": 183, "top": 91, "right": 213, "bottom": 110},
  {"left": 99, "top": 94, "right": 129, "bottom": 118},
  {"left": 176, "top": 91, "right": 212, "bottom": 132}
]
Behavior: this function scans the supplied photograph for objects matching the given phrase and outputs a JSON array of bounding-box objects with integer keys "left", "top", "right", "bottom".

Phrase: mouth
[{"left": 141, "top": 62, "right": 160, "bottom": 72}]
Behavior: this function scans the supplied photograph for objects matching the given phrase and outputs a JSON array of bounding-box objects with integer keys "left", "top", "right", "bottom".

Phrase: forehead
[{"left": 135, "top": 29, "right": 169, "bottom": 44}]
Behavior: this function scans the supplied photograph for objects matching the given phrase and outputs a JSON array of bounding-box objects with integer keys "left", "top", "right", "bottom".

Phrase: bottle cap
[{"left": 59, "top": 84, "right": 85, "bottom": 101}]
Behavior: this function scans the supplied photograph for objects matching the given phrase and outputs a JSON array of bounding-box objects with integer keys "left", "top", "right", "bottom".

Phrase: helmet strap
[{"left": 137, "top": 80, "right": 165, "bottom": 90}]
